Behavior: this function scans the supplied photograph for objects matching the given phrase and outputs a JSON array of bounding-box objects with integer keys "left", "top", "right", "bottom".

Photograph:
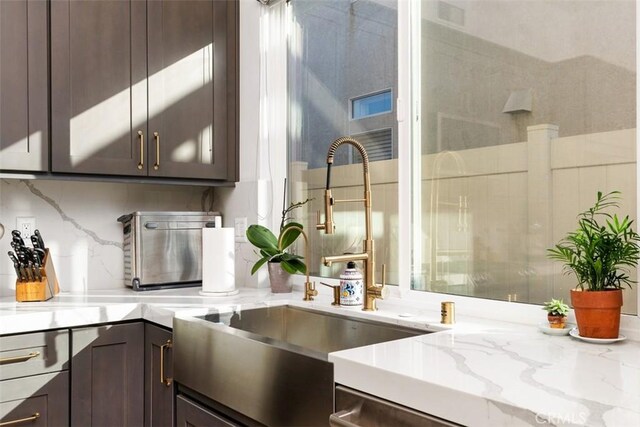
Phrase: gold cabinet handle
[
  {"left": 0, "top": 351, "right": 40, "bottom": 365},
  {"left": 153, "top": 132, "right": 160, "bottom": 170},
  {"left": 159, "top": 339, "right": 172, "bottom": 387},
  {"left": 0, "top": 412, "right": 40, "bottom": 426},
  {"left": 137, "top": 130, "right": 144, "bottom": 170}
]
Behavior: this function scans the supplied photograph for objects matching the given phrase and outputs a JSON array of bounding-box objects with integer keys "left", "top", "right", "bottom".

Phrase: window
[
  {"left": 411, "top": 0, "right": 637, "bottom": 314},
  {"left": 287, "top": 0, "right": 399, "bottom": 283},
  {"left": 284, "top": 0, "right": 638, "bottom": 316},
  {"left": 351, "top": 90, "right": 393, "bottom": 119}
]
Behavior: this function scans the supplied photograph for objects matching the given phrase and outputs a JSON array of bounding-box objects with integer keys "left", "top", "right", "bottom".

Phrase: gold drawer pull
[
  {"left": 0, "top": 351, "right": 40, "bottom": 365},
  {"left": 137, "top": 130, "right": 144, "bottom": 170},
  {"left": 153, "top": 132, "right": 160, "bottom": 170},
  {"left": 160, "top": 339, "right": 172, "bottom": 387},
  {"left": 0, "top": 412, "right": 40, "bottom": 426}
]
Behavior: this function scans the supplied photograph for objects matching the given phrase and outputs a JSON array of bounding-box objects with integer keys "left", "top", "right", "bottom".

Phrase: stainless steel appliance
[
  {"left": 117, "top": 211, "right": 221, "bottom": 291},
  {"left": 332, "top": 386, "right": 460, "bottom": 427}
]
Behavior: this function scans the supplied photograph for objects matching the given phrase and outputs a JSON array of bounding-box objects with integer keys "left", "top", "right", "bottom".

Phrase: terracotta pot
[
  {"left": 570, "top": 289, "right": 622, "bottom": 339},
  {"left": 547, "top": 314, "right": 566, "bottom": 329},
  {"left": 268, "top": 262, "right": 293, "bottom": 293}
]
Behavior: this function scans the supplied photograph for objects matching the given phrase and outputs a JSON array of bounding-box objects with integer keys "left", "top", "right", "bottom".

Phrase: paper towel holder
[{"left": 200, "top": 227, "right": 240, "bottom": 297}]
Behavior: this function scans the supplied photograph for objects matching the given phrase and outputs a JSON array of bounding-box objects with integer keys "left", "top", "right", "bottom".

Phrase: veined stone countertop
[{"left": 1, "top": 288, "right": 638, "bottom": 427}]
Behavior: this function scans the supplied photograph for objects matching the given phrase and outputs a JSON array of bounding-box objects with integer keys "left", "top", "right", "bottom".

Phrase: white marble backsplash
[{"left": 0, "top": 179, "right": 209, "bottom": 296}]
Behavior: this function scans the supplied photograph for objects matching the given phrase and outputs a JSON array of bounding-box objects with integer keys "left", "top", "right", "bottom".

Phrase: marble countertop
[
  {"left": 1, "top": 288, "right": 638, "bottom": 427},
  {"left": 330, "top": 328, "right": 640, "bottom": 427},
  {"left": 0, "top": 288, "right": 289, "bottom": 335}
]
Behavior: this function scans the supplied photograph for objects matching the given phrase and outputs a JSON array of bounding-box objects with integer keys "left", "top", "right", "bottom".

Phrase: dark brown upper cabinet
[
  {"left": 0, "top": 0, "right": 48, "bottom": 172},
  {"left": 51, "top": 0, "right": 238, "bottom": 181}
]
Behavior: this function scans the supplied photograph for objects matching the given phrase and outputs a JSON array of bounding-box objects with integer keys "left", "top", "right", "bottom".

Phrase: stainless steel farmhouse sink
[{"left": 173, "top": 304, "right": 428, "bottom": 426}]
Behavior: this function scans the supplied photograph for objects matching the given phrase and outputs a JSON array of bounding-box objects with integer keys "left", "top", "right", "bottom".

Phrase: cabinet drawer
[
  {"left": 0, "top": 371, "right": 69, "bottom": 426},
  {"left": 176, "top": 395, "right": 239, "bottom": 427},
  {"left": 0, "top": 331, "right": 69, "bottom": 381}
]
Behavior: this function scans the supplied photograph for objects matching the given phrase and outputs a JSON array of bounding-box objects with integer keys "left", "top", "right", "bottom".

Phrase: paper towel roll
[{"left": 201, "top": 227, "right": 238, "bottom": 296}]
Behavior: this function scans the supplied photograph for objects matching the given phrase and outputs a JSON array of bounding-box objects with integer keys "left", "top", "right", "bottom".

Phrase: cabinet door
[
  {"left": 144, "top": 324, "right": 174, "bottom": 427},
  {"left": 176, "top": 395, "right": 239, "bottom": 427},
  {"left": 147, "top": 0, "right": 238, "bottom": 180},
  {"left": 0, "top": 371, "right": 69, "bottom": 427},
  {"left": 0, "top": 0, "right": 48, "bottom": 172},
  {"left": 71, "top": 323, "right": 144, "bottom": 427},
  {"left": 51, "top": 0, "right": 147, "bottom": 176}
]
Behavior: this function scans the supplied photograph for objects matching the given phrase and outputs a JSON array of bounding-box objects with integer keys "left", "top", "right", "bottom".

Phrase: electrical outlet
[
  {"left": 234, "top": 217, "right": 247, "bottom": 243},
  {"left": 16, "top": 217, "right": 36, "bottom": 237}
]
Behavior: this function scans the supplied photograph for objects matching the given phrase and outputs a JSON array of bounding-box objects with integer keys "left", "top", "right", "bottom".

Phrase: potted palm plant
[
  {"left": 246, "top": 195, "right": 310, "bottom": 293},
  {"left": 547, "top": 191, "right": 639, "bottom": 338}
]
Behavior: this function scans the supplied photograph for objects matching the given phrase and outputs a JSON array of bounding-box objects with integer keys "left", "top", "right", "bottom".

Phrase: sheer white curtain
[{"left": 257, "top": 0, "right": 289, "bottom": 231}]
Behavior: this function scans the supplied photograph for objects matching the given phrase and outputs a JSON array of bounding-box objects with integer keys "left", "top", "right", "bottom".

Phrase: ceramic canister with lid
[{"left": 340, "top": 261, "right": 363, "bottom": 306}]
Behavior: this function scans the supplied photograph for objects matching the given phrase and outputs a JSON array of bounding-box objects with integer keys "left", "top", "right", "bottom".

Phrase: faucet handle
[
  {"left": 315, "top": 210, "right": 325, "bottom": 231},
  {"left": 365, "top": 263, "right": 389, "bottom": 311},
  {"left": 374, "top": 264, "right": 389, "bottom": 299},
  {"left": 303, "top": 281, "right": 318, "bottom": 301}
]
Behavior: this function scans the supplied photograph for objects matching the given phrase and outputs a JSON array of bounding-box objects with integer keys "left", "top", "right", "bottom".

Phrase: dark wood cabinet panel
[
  {"left": 71, "top": 323, "right": 144, "bottom": 427},
  {"left": 51, "top": 0, "right": 147, "bottom": 176},
  {"left": 50, "top": 0, "right": 238, "bottom": 181},
  {"left": 147, "top": 0, "right": 238, "bottom": 180},
  {"left": 0, "top": 371, "right": 69, "bottom": 427},
  {"left": 144, "top": 323, "right": 174, "bottom": 427},
  {"left": 0, "top": 0, "right": 48, "bottom": 172}
]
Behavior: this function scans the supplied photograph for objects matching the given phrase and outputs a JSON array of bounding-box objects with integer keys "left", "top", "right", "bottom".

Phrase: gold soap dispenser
[{"left": 441, "top": 301, "right": 455, "bottom": 325}]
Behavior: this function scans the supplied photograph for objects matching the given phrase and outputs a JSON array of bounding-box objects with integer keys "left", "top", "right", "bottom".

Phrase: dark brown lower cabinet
[
  {"left": 176, "top": 395, "right": 240, "bottom": 427},
  {"left": 71, "top": 322, "right": 144, "bottom": 427},
  {"left": 145, "top": 323, "right": 174, "bottom": 427},
  {"left": 0, "top": 371, "right": 69, "bottom": 427}
]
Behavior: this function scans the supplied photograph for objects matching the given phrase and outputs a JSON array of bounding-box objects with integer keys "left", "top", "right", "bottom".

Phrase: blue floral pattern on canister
[{"left": 340, "top": 262, "right": 363, "bottom": 306}]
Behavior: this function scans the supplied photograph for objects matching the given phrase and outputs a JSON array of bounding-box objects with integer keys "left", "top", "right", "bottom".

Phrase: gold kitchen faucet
[{"left": 317, "top": 137, "right": 388, "bottom": 311}]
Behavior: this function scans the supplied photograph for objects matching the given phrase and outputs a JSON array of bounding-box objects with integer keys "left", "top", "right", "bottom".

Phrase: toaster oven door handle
[{"left": 142, "top": 223, "right": 215, "bottom": 231}]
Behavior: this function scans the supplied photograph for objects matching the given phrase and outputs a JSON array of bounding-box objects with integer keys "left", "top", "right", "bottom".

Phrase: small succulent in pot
[{"left": 542, "top": 298, "right": 570, "bottom": 329}]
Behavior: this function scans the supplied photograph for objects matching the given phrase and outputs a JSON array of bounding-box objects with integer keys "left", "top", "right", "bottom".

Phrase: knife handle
[{"left": 34, "top": 229, "right": 45, "bottom": 249}]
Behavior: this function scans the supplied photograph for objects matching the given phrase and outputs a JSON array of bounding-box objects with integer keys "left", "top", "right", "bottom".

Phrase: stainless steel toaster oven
[{"left": 117, "top": 211, "right": 221, "bottom": 291}]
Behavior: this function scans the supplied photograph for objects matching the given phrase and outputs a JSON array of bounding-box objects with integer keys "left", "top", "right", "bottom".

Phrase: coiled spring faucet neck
[
  {"left": 325, "top": 137, "right": 370, "bottom": 193},
  {"left": 326, "top": 137, "right": 370, "bottom": 170}
]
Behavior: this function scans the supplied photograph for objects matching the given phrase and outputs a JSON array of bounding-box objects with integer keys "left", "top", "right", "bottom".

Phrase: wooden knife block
[{"left": 15, "top": 249, "right": 60, "bottom": 302}]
